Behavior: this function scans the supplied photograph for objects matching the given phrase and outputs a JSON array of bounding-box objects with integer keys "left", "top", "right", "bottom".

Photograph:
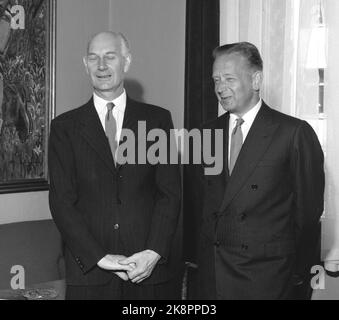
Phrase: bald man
[{"left": 48, "top": 32, "right": 181, "bottom": 300}]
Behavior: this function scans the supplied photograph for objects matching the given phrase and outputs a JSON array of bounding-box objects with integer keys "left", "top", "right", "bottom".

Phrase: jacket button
[
  {"left": 251, "top": 184, "right": 258, "bottom": 190},
  {"left": 214, "top": 241, "right": 221, "bottom": 247},
  {"left": 114, "top": 224, "right": 120, "bottom": 230},
  {"left": 240, "top": 213, "right": 247, "bottom": 221},
  {"left": 241, "top": 244, "right": 249, "bottom": 251},
  {"left": 213, "top": 212, "right": 222, "bottom": 219}
]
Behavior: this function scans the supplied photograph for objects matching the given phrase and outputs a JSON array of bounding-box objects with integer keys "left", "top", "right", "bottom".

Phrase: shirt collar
[
  {"left": 93, "top": 90, "right": 127, "bottom": 115},
  {"left": 229, "top": 99, "right": 262, "bottom": 127}
]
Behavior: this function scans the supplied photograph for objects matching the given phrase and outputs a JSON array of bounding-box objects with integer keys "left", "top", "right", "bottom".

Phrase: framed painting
[{"left": 0, "top": 0, "right": 55, "bottom": 194}]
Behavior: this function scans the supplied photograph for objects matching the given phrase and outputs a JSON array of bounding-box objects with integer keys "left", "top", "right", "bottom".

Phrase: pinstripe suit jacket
[{"left": 48, "top": 96, "right": 181, "bottom": 286}]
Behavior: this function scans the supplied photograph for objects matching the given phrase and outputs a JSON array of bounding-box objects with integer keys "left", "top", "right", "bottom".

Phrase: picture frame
[{"left": 0, "top": 0, "right": 56, "bottom": 194}]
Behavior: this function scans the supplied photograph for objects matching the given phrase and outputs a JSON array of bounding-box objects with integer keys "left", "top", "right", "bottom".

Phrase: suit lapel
[
  {"left": 219, "top": 103, "right": 280, "bottom": 213},
  {"left": 215, "top": 112, "right": 230, "bottom": 183},
  {"left": 78, "top": 98, "right": 116, "bottom": 174},
  {"left": 120, "top": 97, "right": 142, "bottom": 140},
  {"left": 203, "top": 112, "right": 230, "bottom": 196},
  {"left": 116, "top": 97, "right": 143, "bottom": 170},
  {"left": 223, "top": 113, "right": 230, "bottom": 181}
]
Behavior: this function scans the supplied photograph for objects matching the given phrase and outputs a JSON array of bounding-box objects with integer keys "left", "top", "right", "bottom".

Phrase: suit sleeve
[
  {"left": 48, "top": 120, "right": 106, "bottom": 274},
  {"left": 146, "top": 111, "right": 181, "bottom": 261},
  {"left": 291, "top": 120, "right": 325, "bottom": 278}
]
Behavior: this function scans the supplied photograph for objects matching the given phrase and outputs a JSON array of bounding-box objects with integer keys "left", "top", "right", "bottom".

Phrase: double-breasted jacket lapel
[
  {"left": 222, "top": 113, "right": 230, "bottom": 182},
  {"left": 219, "top": 103, "right": 280, "bottom": 213},
  {"left": 205, "top": 112, "right": 230, "bottom": 192}
]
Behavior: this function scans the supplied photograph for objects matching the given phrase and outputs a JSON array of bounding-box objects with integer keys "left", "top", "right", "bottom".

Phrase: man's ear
[
  {"left": 124, "top": 54, "right": 132, "bottom": 73},
  {"left": 252, "top": 71, "right": 263, "bottom": 91},
  {"left": 83, "top": 56, "right": 89, "bottom": 74}
]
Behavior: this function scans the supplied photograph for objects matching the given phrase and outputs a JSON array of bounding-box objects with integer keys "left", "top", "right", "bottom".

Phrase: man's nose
[
  {"left": 97, "top": 57, "right": 107, "bottom": 70},
  {"left": 216, "top": 81, "right": 227, "bottom": 94}
]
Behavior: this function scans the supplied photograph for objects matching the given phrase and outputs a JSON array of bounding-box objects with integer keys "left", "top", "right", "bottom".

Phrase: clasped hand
[{"left": 97, "top": 250, "right": 161, "bottom": 284}]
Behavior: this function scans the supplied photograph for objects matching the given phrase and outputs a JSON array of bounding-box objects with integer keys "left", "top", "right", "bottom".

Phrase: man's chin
[
  {"left": 94, "top": 82, "right": 123, "bottom": 92},
  {"left": 93, "top": 86, "right": 118, "bottom": 95},
  {"left": 94, "top": 84, "right": 113, "bottom": 91},
  {"left": 220, "top": 102, "right": 233, "bottom": 113},
  {"left": 93, "top": 86, "right": 124, "bottom": 99}
]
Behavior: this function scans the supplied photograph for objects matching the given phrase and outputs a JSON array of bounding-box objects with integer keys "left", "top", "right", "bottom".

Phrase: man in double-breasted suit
[
  {"left": 48, "top": 32, "right": 181, "bottom": 300},
  {"left": 197, "top": 42, "right": 324, "bottom": 300}
]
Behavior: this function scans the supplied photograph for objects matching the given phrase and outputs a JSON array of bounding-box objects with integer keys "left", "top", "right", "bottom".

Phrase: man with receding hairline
[
  {"left": 197, "top": 42, "right": 324, "bottom": 299},
  {"left": 48, "top": 31, "right": 181, "bottom": 300}
]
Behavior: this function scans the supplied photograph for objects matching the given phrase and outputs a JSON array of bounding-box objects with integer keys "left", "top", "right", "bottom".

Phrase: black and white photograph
[{"left": 0, "top": 0, "right": 338, "bottom": 307}]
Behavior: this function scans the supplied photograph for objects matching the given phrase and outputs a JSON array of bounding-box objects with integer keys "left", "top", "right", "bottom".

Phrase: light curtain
[{"left": 220, "top": 0, "right": 339, "bottom": 271}]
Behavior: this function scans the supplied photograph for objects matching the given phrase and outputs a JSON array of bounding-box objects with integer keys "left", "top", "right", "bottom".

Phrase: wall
[
  {"left": 56, "top": 0, "right": 111, "bottom": 114},
  {"left": 0, "top": 0, "right": 110, "bottom": 225},
  {"left": 109, "top": 0, "right": 186, "bottom": 130}
]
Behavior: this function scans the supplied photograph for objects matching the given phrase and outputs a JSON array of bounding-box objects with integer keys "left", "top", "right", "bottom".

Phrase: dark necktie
[
  {"left": 105, "top": 102, "right": 117, "bottom": 164},
  {"left": 229, "top": 118, "right": 244, "bottom": 175}
]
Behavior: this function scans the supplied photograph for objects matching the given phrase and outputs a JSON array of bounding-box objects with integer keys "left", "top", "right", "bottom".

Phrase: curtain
[
  {"left": 182, "top": 0, "right": 219, "bottom": 298},
  {"left": 220, "top": 0, "right": 339, "bottom": 273}
]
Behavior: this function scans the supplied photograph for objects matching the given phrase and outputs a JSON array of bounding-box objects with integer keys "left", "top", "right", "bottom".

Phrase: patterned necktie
[
  {"left": 105, "top": 102, "right": 117, "bottom": 164},
  {"left": 229, "top": 118, "right": 244, "bottom": 175}
]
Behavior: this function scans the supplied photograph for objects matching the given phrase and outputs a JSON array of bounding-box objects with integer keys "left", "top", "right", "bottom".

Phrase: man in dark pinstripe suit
[{"left": 48, "top": 31, "right": 181, "bottom": 300}]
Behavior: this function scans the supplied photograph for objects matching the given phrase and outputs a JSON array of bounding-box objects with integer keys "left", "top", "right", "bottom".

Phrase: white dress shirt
[
  {"left": 228, "top": 99, "right": 262, "bottom": 166},
  {"left": 93, "top": 90, "right": 127, "bottom": 143}
]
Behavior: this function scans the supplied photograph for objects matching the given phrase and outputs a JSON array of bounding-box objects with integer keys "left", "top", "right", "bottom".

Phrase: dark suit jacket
[
  {"left": 198, "top": 102, "right": 324, "bottom": 300},
  {"left": 48, "top": 96, "right": 181, "bottom": 287}
]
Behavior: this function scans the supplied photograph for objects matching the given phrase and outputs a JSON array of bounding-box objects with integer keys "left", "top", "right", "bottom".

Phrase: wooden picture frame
[{"left": 0, "top": 0, "right": 56, "bottom": 194}]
